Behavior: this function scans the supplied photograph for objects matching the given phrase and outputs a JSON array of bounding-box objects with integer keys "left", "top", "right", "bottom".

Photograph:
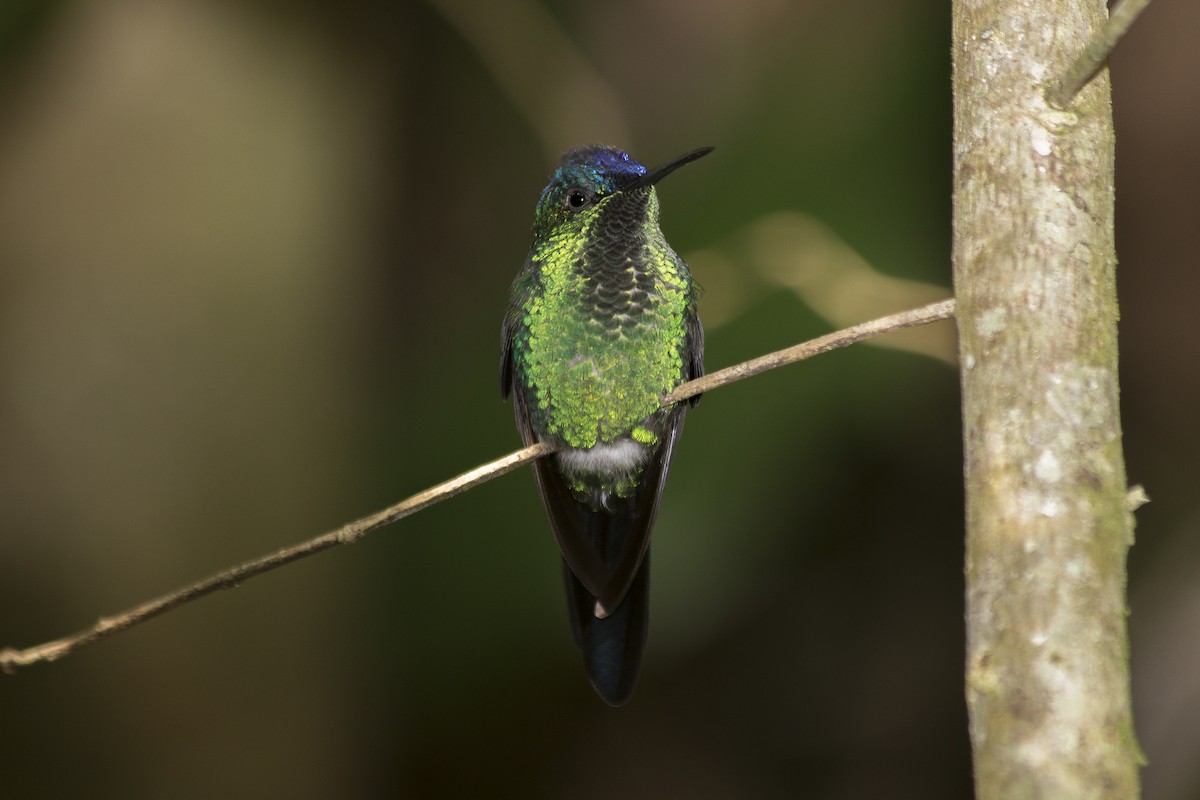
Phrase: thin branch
[
  {"left": 1, "top": 299, "right": 955, "bottom": 674},
  {"left": 0, "top": 442, "right": 557, "bottom": 673},
  {"left": 1046, "top": 0, "right": 1153, "bottom": 110},
  {"left": 665, "top": 298, "right": 956, "bottom": 405}
]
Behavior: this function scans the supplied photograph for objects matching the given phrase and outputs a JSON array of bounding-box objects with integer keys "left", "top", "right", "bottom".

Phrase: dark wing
[
  {"left": 501, "top": 262, "right": 537, "bottom": 401},
  {"left": 513, "top": 385, "right": 686, "bottom": 614},
  {"left": 511, "top": 386, "right": 606, "bottom": 603},
  {"left": 685, "top": 303, "right": 704, "bottom": 408},
  {"left": 500, "top": 313, "right": 516, "bottom": 400},
  {"left": 594, "top": 406, "right": 686, "bottom": 613}
]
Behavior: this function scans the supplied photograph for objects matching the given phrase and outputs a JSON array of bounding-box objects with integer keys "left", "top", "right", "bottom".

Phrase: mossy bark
[{"left": 952, "top": 1, "right": 1140, "bottom": 797}]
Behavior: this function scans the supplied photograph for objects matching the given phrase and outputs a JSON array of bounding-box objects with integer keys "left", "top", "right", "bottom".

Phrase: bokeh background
[{"left": 0, "top": 1, "right": 1195, "bottom": 797}]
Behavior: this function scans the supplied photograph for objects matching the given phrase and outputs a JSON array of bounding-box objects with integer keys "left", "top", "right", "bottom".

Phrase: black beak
[{"left": 625, "top": 147, "right": 714, "bottom": 192}]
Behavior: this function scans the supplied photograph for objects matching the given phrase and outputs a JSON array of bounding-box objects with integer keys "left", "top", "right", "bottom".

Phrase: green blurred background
[{"left": 0, "top": 1, "right": 1194, "bottom": 797}]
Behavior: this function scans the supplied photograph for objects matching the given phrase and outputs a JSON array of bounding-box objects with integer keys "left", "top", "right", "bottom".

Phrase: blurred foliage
[{"left": 0, "top": 1, "right": 1195, "bottom": 798}]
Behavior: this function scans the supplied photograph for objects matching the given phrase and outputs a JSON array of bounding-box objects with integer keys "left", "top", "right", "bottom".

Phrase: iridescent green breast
[{"left": 511, "top": 190, "right": 694, "bottom": 451}]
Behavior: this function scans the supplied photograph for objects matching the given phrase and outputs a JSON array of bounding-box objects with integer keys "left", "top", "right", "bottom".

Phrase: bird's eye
[{"left": 565, "top": 189, "right": 590, "bottom": 210}]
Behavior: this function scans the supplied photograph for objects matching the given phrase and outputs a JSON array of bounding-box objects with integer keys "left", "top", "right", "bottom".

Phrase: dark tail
[
  {"left": 564, "top": 550, "right": 650, "bottom": 706},
  {"left": 509, "top": 389, "right": 686, "bottom": 705}
]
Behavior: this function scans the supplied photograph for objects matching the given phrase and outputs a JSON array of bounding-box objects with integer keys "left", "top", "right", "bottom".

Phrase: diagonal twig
[
  {"left": 1, "top": 443, "right": 556, "bottom": 673},
  {"left": 1046, "top": 0, "right": 1153, "bottom": 109},
  {"left": 1, "top": 298, "right": 956, "bottom": 674},
  {"left": 666, "top": 298, "right": 956, "bottom": 405}
]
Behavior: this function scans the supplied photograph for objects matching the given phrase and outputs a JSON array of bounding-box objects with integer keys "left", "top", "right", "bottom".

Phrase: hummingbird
[{"left": 500, "top": 145, "right": 710, "bottom": 705}]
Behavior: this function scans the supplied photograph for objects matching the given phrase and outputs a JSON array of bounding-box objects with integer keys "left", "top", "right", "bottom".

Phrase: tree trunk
[{"left": 951, "top": 1, "right": 1140, "bottom": 797}]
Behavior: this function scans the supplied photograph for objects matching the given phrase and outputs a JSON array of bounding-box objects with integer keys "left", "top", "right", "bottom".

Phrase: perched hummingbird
[{"left": 500, "top": 145, "right": 710, "bottom": 705}]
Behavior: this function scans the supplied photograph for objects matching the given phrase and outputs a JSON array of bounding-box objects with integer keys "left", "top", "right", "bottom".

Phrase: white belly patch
[{"left": 557, "top": 439, "right": 648, "bottom": 475}]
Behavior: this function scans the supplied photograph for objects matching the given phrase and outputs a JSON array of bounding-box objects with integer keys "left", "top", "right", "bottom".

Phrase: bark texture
[{"left": 952, "top": 1, "right": 1140, "bottom": 797}]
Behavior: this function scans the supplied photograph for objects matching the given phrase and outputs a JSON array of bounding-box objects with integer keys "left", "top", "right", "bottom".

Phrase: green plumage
[
  {"left": 509, "top": 187, "right": 694, "bottom": 496},
  {"left": 500, "top": 145, "right": 710, "bottom": 705}
]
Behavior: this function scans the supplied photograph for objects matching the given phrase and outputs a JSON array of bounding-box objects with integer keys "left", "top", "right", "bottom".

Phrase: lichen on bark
[{"left": 952, "top": 0, "right": 1140, "bottom": 797}]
